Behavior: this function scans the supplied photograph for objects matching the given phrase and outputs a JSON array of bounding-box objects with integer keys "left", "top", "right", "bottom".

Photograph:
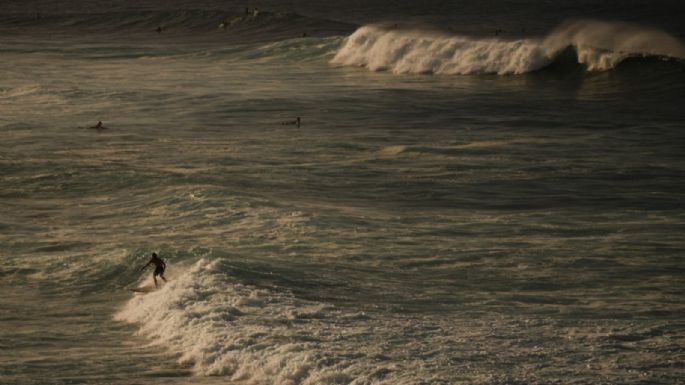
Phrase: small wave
[
  {"left": 0, "top": 84, "right": 43, "bottom": 99},
  {"left": 212, "top": 36, "right": 344, "bottom": 62},
  {"left": 332, "top": 19, "right": 685, "bottom": 75},
  {"left": 0, "top": 84, "right": 70, "bottom": 114}
]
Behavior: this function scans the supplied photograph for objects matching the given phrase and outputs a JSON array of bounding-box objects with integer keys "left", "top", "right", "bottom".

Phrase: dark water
[{"left": 1, "top": 1, "right": 684, "bottom": 384}]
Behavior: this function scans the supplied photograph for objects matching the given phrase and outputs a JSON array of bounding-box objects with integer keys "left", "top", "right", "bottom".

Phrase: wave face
[
  {"left": 332, "top": 20, "right": 685, "bottom": 75},
  {"left": 116, "top": 259, "right": 454, "bottom": 384}
]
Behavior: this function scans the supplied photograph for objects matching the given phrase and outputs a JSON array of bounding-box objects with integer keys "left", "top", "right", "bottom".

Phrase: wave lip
[
  {"left": 332, "top": 20, "right": 685, "bottom": 75},
  {"left": 545, "top": 19, "right": 685, "bottom": 70}
]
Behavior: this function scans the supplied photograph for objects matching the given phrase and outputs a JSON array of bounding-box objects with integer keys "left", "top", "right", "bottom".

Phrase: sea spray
[{"left": 544, "top": 19, "right": 685, "bottom": 60}]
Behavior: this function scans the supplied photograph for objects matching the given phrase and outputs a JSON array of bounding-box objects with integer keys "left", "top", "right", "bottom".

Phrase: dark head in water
[{"left": 89, "top": 121, "right": 108, "bottom": 130}]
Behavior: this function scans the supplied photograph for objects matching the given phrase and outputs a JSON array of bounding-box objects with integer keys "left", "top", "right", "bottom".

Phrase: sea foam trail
[{"left": 332, "top": 20, "right": 685, "bottom": 75}]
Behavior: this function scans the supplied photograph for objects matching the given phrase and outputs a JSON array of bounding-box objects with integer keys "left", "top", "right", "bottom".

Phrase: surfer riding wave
[{"left": 141, "top": 252, "right": 167, "bottom": 287}]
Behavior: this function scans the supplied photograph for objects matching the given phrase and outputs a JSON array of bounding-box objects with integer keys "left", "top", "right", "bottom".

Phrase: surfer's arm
[{"left": 140, "top": 260, "right": 151, "bottom": 271}]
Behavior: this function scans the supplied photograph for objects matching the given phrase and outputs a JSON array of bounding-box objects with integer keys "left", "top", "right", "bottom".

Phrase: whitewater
[
  {"left": 2, "top": 1, "right": 685, "bottom": 384},
  {"left": 333, "top": 20, "right": 685, "bottom": 75}
]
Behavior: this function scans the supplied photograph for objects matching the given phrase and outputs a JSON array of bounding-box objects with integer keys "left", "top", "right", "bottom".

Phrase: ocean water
[{"left": 1, "top": 1, "right": 685, "bottom": 384}]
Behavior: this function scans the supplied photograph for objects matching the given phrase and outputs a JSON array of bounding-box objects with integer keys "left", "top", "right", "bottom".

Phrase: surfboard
[{"left": 130, "top": 285, "right": 157, "bottom": 293}]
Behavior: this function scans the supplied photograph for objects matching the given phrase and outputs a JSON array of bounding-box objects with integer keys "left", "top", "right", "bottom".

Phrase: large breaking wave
[{"left": 332, "top": 20, "right": 685, "bottom": 75}]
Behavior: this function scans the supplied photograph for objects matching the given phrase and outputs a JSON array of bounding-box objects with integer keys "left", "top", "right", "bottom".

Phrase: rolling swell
[
  {"left": 0, "top": 9, "right": 355, "bottom": 40},
  {"left": 332, "top": 19, "right": 685, "bottom": 75}
]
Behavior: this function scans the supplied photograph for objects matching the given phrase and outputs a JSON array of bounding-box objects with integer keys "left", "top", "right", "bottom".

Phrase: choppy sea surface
[{"left": 1, "top": 1, "right": 684, "bottom": 384}]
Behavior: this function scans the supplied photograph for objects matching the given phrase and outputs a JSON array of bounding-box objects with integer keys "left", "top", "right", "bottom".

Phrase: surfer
[
  {"left": 141, "top": 252, "right": 167, "bottom": 287},
  {"left": 89, "top": 121, "right": 108, "bottom": 130},
  {"left": 281, "top": 117, "right": 301, "bottom": 127}
]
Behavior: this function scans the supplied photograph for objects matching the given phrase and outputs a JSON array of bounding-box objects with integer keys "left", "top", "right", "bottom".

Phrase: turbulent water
[{"left": 2, "top": 1, "right": 685, "bottom": 384}]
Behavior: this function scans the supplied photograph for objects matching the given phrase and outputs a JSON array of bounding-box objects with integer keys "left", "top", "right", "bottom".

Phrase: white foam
[
  {"left": 115, "top": 259, "right": 397, "bottom": 384},
  {"left": 332, "top": 20, "right": 685, "bottom": 75},
  {"left": 332, "top": 26, "right": 549, "bottom": 75}
]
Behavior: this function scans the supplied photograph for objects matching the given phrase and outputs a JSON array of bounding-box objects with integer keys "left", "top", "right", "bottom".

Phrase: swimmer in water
[
  {"left": 281, "top": 117, "right": 301, "bottom": 127},
  {"left": 89, "top": 121, "right": 107, "bottom": 130},
  {"left": 141, "top": 252, "right": 167, "bottom": 287}
]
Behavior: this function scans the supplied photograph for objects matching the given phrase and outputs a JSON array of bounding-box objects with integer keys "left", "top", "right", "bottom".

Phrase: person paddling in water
[
  {"left": 89, "top": 121, "right": 108, "bottom": 130},
  {"left": 141, "top": 252, "right": 167, "bottom": 287}
]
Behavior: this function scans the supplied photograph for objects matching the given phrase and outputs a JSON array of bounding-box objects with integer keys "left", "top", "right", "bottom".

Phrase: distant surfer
[
  {"left": 141, "top": 252, "right": 167, "bottom": 287},
  {"left": 156, "top": 26, "right": 162, "bottom": 33},
  {"left": 281, "top": 116, "right": 301, "bottom": 127},
  {"left": 89, "top": 121, "right": 108, "bottom": 130}
]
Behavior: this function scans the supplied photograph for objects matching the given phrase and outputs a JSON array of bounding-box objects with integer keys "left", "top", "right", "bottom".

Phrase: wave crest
[{"left": 332, "top": 20, "right": 685, "bottom": 75}]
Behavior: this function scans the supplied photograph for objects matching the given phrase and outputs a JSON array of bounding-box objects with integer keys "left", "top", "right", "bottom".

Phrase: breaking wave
[
  {"left": 332, "top": 20, "right": 685, "bottom": 75},
  {"left": 115, "top": 259, "right": 430, "bottom": 384},
  {"left": 115, "top": 257, "right": 679, "bottom": 384}
]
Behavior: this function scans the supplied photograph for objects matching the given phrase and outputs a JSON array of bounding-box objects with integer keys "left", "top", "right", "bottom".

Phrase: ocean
[{"left": 1, "top": 1, "right": 684, "bottom": 384}]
